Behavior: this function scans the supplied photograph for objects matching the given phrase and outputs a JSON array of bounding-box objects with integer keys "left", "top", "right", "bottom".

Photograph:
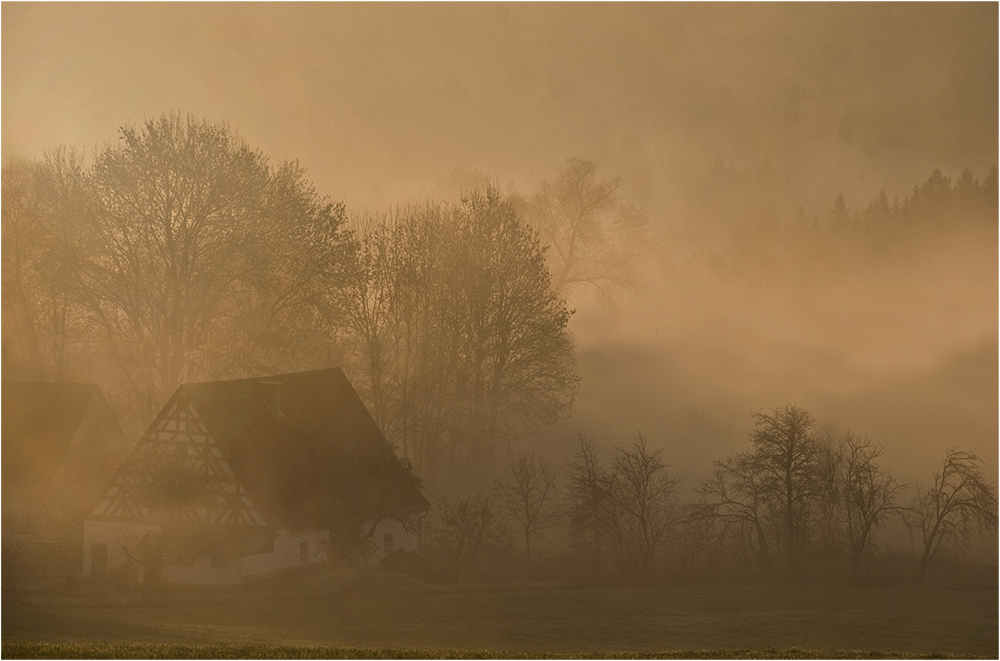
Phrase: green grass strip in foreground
[{"left": 0, "top": 642, "right": 972, "bottom": 660}]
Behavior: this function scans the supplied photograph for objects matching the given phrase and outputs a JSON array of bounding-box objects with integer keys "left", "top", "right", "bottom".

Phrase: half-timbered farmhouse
[
  {"left": 84, "top": 368, "right": 429, "bottom": 586},
  {"left": 3, "top": 382, "right": 130, "bottom": 588}
]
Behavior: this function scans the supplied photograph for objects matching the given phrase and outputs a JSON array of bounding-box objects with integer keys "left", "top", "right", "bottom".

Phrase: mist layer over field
[{"left": 564, "top": 225, "right": 997, "bottom": 489}]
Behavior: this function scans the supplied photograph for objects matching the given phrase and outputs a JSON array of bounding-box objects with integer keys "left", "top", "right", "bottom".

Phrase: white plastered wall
[
  {"left": 240, "top": 528, "right": 328, "bottom": 580},
  {"left": 365, "top": 511, "right": 424, "bottom": 564},
  {"left": 84, "top": 520, "right": 328, "bottom": 585}
]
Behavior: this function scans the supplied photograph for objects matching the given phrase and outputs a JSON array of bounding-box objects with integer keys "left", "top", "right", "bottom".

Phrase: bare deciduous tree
[
  {"left": 694, "top": 405, "right": 821, "bottom": 578},
  {"left": 908, "top": 448, "right": 998, "bottom": 581},
  {"left": 496, "top": 450, "right": 558, "bottom": 561},
  {"left": 695, "top": 450, "right": 775, "bottom": 575},
  {"left": 336, "top": 214, "right": 402, "bottom": 439},
  {"left": 567, "top": 433, "right": 677, "bottom": 579},
  {"left": 750, "top": 405, "right": 819, "bottom": 574},
  {"left": 566, "top": 434, "right": 612, "bottom": 570},
  {"left": 838, "top": 433, "right": 902, "bottom": 577},
  {"left": 613, "top": 433, "right": 679, "bottom": 577},
  {"left": 341, "top": 203, "right": 458, "bottom": 473},
  {"left": 430, "top": 492, "right": 510, "bottom": 581},
  {"left": 343, "top": 186, "right": 578, "bottom": 493},
  {"left": 81, "top": 112, "right": 354, "bottom": 424},
  {"left": 2, "top": 149, "right": 95, "bottom": 382},
  {"left": 518, "top": 157, "right": 648, "bottom": 303},
  {"left": 3, "top": 116, "right": 355, "bottom": 433},
  {"left": 814, "top": 438, "right": 843, "bottom": 557}
]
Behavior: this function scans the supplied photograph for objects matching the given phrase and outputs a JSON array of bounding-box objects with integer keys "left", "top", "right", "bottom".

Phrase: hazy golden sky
[{"left": 3, "top": 3, "right": 996, "bottom": 214}]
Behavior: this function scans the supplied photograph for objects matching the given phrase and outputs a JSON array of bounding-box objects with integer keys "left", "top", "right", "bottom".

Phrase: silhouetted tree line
[
  {"left": 816, "top": 168, "right": 998, "bottom": 258},
  {"left": 422, "top": 405, "right": 998, "bottom": 586},
  {"left": 704, "top": 163, "right": 997, "bottom": 237},
  {"left": 841, "top": 167, "right": 998, "bottom": 232},
  {"left": 708, "top": 166, "right": 998, "bottom": 281}
]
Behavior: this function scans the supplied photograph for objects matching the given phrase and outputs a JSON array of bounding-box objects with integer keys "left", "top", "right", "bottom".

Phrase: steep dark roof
[
  {"left": 177, "top": 368, "right": 428, "bottom": 526},
  {"left": 2, "top": 382, "right": 125, "bottom": 509}
]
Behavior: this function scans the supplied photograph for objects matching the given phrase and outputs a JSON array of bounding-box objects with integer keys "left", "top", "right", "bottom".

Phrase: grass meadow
[{"left": 3, "top": 572, "right": 996, "bottom": 658}]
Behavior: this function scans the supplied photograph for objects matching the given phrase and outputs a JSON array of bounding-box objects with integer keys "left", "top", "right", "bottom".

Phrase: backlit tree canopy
[
  {"left": 342, "top": 186, "right": 578, "bottom": 492},
  {"left": 3, "top": 113, "right": 356, "bottom": 424}
]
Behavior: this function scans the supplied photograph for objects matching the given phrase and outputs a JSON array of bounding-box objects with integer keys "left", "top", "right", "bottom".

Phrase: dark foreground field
[{"left": 3, "top": 572, "right": 997, "bottom": 659}]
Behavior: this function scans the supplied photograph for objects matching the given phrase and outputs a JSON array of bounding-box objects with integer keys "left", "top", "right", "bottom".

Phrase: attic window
[{"left": 255, "top": 381, "right": 284, "bottom": 418}]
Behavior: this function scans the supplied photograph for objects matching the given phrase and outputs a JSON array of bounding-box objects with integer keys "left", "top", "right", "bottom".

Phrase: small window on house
[
  {"left": 210, "top": 553, "right": 228, "bottom": 568},
  {"left": 299, "top": 540, "right": 310, "bottom": 563},
  {"left": 383, "top": 532, "right": 394, "bottom": 554}
]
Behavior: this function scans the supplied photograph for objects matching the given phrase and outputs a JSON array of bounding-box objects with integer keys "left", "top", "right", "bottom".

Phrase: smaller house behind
[{"left": 3, "top": 382, "right": 130, "bottom": 588}]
